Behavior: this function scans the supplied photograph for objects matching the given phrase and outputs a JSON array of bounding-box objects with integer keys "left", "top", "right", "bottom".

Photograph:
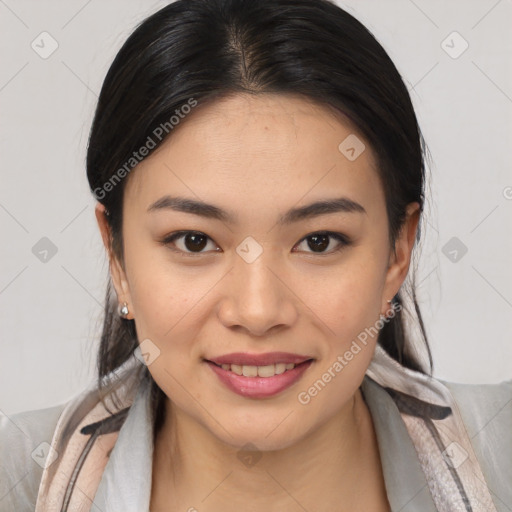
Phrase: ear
[
  {"left": 380, "top": 202, "right": 420, "bottom": 316},
  {"left": 94, "top": 203, "right": 135, "bottom": 319}
]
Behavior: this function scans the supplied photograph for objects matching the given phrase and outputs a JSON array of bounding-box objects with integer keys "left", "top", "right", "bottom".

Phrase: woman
[{"left": 1, "top": 0, "right": 510, "bottom": 511}]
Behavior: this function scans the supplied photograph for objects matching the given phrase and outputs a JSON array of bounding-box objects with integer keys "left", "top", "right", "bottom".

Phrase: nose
[{"left": 217, "top": 255, "right": 298, "bottom": 337}]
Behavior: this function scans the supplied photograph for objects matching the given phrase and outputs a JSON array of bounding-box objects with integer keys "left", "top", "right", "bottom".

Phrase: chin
[{"left": 207, "top": 412, "right": 310, "bottom": 453}]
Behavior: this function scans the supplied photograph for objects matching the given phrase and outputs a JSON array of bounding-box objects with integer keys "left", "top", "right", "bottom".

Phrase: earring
[
  {"left": 381, "top": 299, "right": 393, "bottom": 320},
  {"left": 118, "top": 301, "right": 129, "bottom": 318}
]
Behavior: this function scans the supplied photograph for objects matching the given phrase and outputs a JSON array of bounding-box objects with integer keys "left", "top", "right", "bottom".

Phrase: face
[{"left": 96, "top": 93, "right": 419, "bottom": 451}]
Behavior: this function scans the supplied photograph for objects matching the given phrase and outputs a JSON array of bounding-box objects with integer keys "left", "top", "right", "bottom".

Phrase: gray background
[{"left": 1, "top": 0, "right": 511, "bottom": 416}]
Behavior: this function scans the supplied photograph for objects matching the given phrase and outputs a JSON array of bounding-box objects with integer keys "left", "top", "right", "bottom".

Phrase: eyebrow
[{"left": 147, "top": 195, "right": 367, "bottom": 225}]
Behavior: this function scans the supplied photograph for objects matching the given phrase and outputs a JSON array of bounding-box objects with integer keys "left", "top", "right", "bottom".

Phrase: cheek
[
  {"left": 124, "top": 250, "right": 211, "bottom": 401},
  {"left": 292, "top": 261, "right": 384, "bottom": 420},
  {"left": 130, "top": 274, "right": 206, "bottom": 346},
  {"left": 299, "top": 255, "right": 385, "bottom": 342},
  {"left": 122, "top": 238, "right": 206, "bottom": 343}
]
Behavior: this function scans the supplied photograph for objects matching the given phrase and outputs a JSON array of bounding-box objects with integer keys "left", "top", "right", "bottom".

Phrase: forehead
[{"left": 124, "top": 93, "right": 383, "bottom": 219}]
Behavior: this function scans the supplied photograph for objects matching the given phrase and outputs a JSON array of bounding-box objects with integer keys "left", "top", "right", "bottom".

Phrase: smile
[
  {"left": 213, "top": 361, "right": 297, "bottom": 377},
  {"left": 205, "top": 358, "right": 314, "bottom": 398}
]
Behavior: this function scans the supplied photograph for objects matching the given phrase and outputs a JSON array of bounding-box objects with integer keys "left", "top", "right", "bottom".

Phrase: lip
[
  {"left": 206, "top": 352, "right": 313, "bottom": 366},
  {"left": 205, "top": 359, "right": 314, "bottom": 399}
]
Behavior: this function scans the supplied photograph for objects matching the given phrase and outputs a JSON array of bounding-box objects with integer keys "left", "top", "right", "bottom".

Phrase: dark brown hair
[{"left": 86, "top": 0, "right": 433, "bottom": 431}]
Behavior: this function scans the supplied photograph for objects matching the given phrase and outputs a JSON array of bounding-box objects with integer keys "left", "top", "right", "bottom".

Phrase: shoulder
[
  {"left": 440, "top": 378, "right": 512, "bottom": 508},
  {"left": 0, "top": 402, "right": 67, "bottom": 511},
  {"left": 439, "top": 378, "right": 512, "bottom": 437}
]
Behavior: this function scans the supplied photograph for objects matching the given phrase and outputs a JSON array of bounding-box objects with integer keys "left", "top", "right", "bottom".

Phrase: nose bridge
[
  {"left": 235, "top": 248, "right": 282, "bottom": 307},
  {"left": 219, "top": 243, "right": 295, "bottom": 335}
]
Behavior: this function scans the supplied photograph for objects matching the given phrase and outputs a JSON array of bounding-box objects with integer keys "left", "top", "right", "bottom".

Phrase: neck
[{"left": 151, "top": 388, "right": 389, "bottom": 512}]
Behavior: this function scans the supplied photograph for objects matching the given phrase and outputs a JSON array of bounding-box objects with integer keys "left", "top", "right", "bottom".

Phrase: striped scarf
[{"left": 35, "top": 345, "right": 497, "bottom": 511}]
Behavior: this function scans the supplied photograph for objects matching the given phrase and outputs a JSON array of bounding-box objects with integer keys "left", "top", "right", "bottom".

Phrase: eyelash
[{"left": 160, "top": 230, "right": 351, "bottom": 258}]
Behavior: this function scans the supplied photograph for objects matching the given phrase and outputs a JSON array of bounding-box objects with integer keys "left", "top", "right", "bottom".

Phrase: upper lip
[{"left": 206, "top": 352, "right": 314, "bottom": 366}]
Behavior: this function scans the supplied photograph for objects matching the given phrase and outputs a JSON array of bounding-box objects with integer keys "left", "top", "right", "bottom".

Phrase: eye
[
  {"left": 161, "top": 231, "right": 220, "bottom": 256},
  {"left": 161, "top": 230, "right": 351, "bottom": 257},
  {"left": 292, "top": 231, "right": 351, "bottom": 255}
]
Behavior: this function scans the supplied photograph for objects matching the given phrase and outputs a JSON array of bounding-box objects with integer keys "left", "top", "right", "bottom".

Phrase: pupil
[
  {"left": 308, "top": 234, "right": 329, "bottom": 252},
  {"left": 185, "top": 233, "right": 207, "bottom": 252}
]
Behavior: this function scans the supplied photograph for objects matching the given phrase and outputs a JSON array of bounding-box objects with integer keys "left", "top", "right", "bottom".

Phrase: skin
[{"left": 95, "top": 93, "right": 420, "bottom": 511}]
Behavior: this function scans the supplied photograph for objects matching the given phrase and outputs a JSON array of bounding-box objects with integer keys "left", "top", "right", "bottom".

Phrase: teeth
[
  {"left": 231, "top": 364, "right": 243, "bottom": 376},
  {"left": 275, "top": 363, "right": 286, "bottom": 375},
  {"left": 217, "top": 362, "right": 299, "bottom": 377},
  {"left": 257, "top": 365, "right": 275, "bottom": 377},
  {"left": 242, "top": 365, "right": 258, "bottom": 377}
]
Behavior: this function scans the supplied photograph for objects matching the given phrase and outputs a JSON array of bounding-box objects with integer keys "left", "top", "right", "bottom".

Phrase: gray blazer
[{"left": 1, "top": 375, "right": 511, "bottom": 511}]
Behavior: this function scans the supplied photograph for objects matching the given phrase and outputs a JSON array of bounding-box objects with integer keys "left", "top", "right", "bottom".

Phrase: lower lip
[{"left": 206, "top": 360, "right": 314, "bottom": 399}]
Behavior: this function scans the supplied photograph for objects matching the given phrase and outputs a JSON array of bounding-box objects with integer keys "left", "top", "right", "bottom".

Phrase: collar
[
  {"left": 92, "top": 374, "right": 439, "bottom": 512},
  {"left": 361, "top": 376, "right": 438, "bottom": 511},
  {"left": 35, "top": 345, "right": 498, "bottom": 512},
  {"left": 92, "top": 377, "right": 154, "bottom": 511}
]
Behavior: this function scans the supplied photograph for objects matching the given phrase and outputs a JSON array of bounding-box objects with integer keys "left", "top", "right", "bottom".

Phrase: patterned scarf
[{"left": 35, "top": 345, "right": 497, "bottom": 511}]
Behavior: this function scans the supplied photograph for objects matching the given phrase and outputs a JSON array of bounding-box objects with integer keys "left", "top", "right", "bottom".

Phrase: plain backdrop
[{"left": 0, "top": 0, "right": 511, "bottom": 416}]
